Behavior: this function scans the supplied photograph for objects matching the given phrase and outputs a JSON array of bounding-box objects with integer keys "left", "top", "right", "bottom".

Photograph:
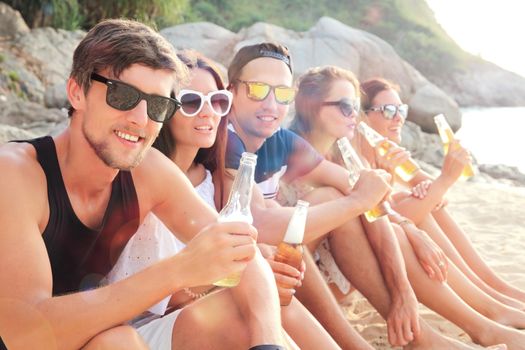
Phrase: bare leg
[
  {"left": 420, "top": 213, "right": 525, "bottom": 310},
  {"left": 231, "top": 251, "right": 285, "bottom": 347},
  {"left": 294, "top": 248, "right": 372, "bottom": 350},
  {"left": 433, "top": 208, "right": 525, "bottom": 303},
  {"left": 445, "top": 259, "right": 525, "bottom": 329},
  {"left": 172, "top": 289, "right": 251, "bottom": 349},
  {"left": 315, "top": 213, "right": 482, "bottom": 349},
  {"left": 392, "top": 224, "right": 525, "bottom": 349},
  {"left": 82, "top": 325, "right": 148, "bottom": 350},
  {"left": 282, "top": 296, "right": 342, "bottom": 350}
]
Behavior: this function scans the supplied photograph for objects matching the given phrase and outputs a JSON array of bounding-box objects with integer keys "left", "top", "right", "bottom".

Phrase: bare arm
[
  {"left": 224, "top": 166, "right": 392, "bottom": 245},
  {"left": 294, "top": 159, "right": 352, "bottom": 195},
  {"left": 135, "top": 149, "right": 219, "bottom": 242},
  {"left": 362, "top": 217, "right": 420, "bottom": 346},
  {"left": 0, "top": 148, "right": 256, "bottom": 350},
  {"left": 392, "top": 143, "right": 470, "bottom": 224}
]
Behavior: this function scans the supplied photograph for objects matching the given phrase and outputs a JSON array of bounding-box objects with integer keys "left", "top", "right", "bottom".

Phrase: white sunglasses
[{"left": 176, "top": 89, "right": 233, "bottom": 117}]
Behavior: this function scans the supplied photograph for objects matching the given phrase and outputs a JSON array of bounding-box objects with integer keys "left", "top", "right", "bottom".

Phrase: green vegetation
[
  {"left": 7, "top": 71, "right": 19, "bottom": 83},
  {"left": 0, "top": 54, "right": 5, "bottom": 64},
  {"left": 182, "top": 0, "right": 474, "bottom": 80},
  {"left": 4, "top": 0, "right": 189, "bottom": 30},
  {"left": 5, "top": 0, "right": 474, "bottom": 81},
  {"left": 5, "top": 70, "right": 26, "bottom": 99}
]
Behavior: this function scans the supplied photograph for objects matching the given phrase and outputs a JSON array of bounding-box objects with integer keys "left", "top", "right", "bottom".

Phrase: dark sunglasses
[
  {"left": 322, "top": 98, "right": 360, "bottom": 117},
  {"left": 366, "top": 104, "right": 408, "bottom": 120},
  {"left": 236, "top": 79, "right": 295, "bottom": 105},
  {"left": 177, "top": 89, "right": 232, "bottom": 117},
  {"left": 90, "top": 73, "right": 181, "bottom": 123}
]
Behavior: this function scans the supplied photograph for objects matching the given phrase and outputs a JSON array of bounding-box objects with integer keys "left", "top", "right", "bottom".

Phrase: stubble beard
[{"left": 82, "top": 124, "right": 152, "bottom": 171}]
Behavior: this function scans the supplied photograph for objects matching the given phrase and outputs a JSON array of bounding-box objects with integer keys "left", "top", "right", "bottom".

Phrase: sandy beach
[{"left": 342, "top": 180, "right": 525, "bottom": 349}]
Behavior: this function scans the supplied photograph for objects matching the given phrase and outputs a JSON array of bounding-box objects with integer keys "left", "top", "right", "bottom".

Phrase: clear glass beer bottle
[
  {"left": 337, "top": 137, "right": 392, "bottom": 222},
  {"left": 213, "top": 152, "right": 257, "bottom": 287},
  {"left": 357, "top": 122, "right": 420, "bottom": 182},
  {"left": 434, "top": 114, "right": 475, "bottom": 180}
]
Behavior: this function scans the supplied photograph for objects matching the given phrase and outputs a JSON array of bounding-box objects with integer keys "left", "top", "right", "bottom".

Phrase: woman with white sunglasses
[{"left": 107, "top": 50, "right": 341, "bottom": 350}]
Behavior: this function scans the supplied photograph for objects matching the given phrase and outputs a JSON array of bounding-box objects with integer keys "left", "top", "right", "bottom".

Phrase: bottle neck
[{"left": 220, "top": 157, "right": 256, "bottom": 222}]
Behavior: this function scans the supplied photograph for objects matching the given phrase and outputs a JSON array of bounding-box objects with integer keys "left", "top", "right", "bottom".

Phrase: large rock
[
  {"left": 0, "top": 2, "right": 30, "bottom": 39},
  {"left": 11, "top": 27, "right": 85, "bottom": 108},
  {"left": 478, "top": 164, "right": 525, "bottom": 186},
  {"left": 0, "top": 49, "right": 46, "bottom": 103},
  {"left": 0, "top": 124, "right": 36, "bottom": 144},
  {"left": 438, "top": 60, "right": 525, "bottom": 107},
  {"left": 161, "top": 17, "right": 462, "bottom": 133},
  {"left": 0, "top": 98, "right": 68, "bottom": 136},
  {"left": 400, "top": 120, "right": 444, "bottom": 168},
  {"left": 161, "top": 22, "right": 239, "bottom": 66},
  {"left": 408, "top": 82, "right": 461, "bottom": 132}
]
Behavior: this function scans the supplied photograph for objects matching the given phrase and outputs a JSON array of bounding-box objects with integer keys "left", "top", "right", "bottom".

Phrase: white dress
[{"left": 106, "top": 170, "right": 216, "bottom": 315}]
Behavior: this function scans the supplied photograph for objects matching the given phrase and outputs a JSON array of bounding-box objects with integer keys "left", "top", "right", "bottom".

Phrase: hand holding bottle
[
  {"left": 214, "top": 152, "right": 257, "bottom": 287},
  {"left": 434, "top": 114, "right": 475, "bottom": 180},
  {"left": 179, "top": 221, "right": 257, "bottom": 288},
  {"left": 374, "top": 140, "right": 412, "bottom": 180},
  {"left": 337, "top": 137, "right": 393, "bottom": 221},
  {"left": 258, "top": 243, "right": 305, "bottom": 306},
  {"left": 439, "top": 141, "right": 472, "bottom": 186},
  {"left": 351, "top": 168, "right": 392, "bottom": 211},
  {"left": 357, "top": 122, "right": 420, "bottom": 182}
]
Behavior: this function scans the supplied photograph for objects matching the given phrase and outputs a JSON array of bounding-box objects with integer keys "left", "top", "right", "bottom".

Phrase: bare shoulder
[
  {"left": 0, "top": 142, "right": 48, "bottom": 230},
  {"left": 131, "top": 147, "right": 189, "bottom": 213},
  {"left": 0, "top": 142, "right": 53, "bottom": 307}
]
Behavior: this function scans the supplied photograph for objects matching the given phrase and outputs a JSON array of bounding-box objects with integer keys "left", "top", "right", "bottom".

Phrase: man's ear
[{"left": 66, "top": 77, "right": 85, "bottom": 111}]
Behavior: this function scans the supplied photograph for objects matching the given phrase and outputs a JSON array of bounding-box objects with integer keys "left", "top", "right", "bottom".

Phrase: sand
[{"left": 341, "top": 180, "right": 525, "bottom": 349}]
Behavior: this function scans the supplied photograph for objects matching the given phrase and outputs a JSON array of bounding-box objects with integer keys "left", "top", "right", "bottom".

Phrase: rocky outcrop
[
  {"left": 0, "top": 3, "right": 522, "bottom": 185},
  {"left": 0, "top": 124, "right": 36, "bottom": 143},
  {"left": 435, "top": 60, "right": 525, "bottom": 107},
  {"left": 162, "top": 17, "right": 462, "bottom": 132},
  {"left": 478, "top": 164, "right": 525, "bottom": 186},
  {"left": 0, "top": 2, "right": 30, "bottom": 39},
  {"left": 10, "top": 27, "right": 85, "bottom": 106},
  {"left": 0, "top": 99, "right": 68, "bottom": 136}
]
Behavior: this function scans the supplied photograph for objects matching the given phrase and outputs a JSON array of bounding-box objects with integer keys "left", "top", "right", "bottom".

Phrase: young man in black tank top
[{"left": 0, "top": 19, "right": 288, "bottom": 350}]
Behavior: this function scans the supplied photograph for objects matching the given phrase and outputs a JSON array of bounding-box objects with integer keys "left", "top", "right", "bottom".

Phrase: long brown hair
[
  {"left": 291, "top": 65, "right": 360, "bottom": 137},
  {"left": 153, "top": 50, "right": 228, "bottom": 209}
]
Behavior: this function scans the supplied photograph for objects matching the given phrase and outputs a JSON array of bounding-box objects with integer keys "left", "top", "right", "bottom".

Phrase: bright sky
[{"left": 426, "top": 0, "right": 525, "bottom": 78}]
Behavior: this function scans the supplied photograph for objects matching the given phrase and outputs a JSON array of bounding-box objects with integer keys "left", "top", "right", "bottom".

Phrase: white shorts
[{"left": 136, "top": 309, "right": 182, "bottom": 350}]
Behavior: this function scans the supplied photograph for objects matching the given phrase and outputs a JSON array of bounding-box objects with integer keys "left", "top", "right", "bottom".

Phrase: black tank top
[{"left": 25, "top": 136, "right": 141, "bottom": 295}]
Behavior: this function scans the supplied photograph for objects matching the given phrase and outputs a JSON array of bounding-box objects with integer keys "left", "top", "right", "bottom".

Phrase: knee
[
  {"left": 174, "top": 303, "right": 250, "bottom": 349},
  {"left": 303, "top": 186, "right": 343, "bottom": 203},
  {"left": 83, "top": 325, "right": 147, "bottom": 350}
]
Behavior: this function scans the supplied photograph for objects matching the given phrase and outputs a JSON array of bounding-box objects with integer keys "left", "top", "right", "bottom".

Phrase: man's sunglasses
[
  {"left": 322, "top": 98, "right": 360, "bottom": 117},
  {"left": 366, "top": 104, "right": 408, "bottom": 120},
  {"left": 236, "top": 80, "right": 295, "bottom": 105},
  {"left": 177, "top": 89, "right": 232, "bottom": 117},
  {"left": 90, "top": 73, "right": 181, "bottom": 123}
]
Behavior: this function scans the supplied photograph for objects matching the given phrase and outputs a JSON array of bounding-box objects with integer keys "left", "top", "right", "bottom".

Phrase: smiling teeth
[
  {"left": 115, "top": 131, "right": 139, "bottom": 142},
  {"left": 195, "top": 126, "right": 212, "bottom": 130},
  {"left": 259, "top": 116, "right": 275, "bottom": 121}
]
